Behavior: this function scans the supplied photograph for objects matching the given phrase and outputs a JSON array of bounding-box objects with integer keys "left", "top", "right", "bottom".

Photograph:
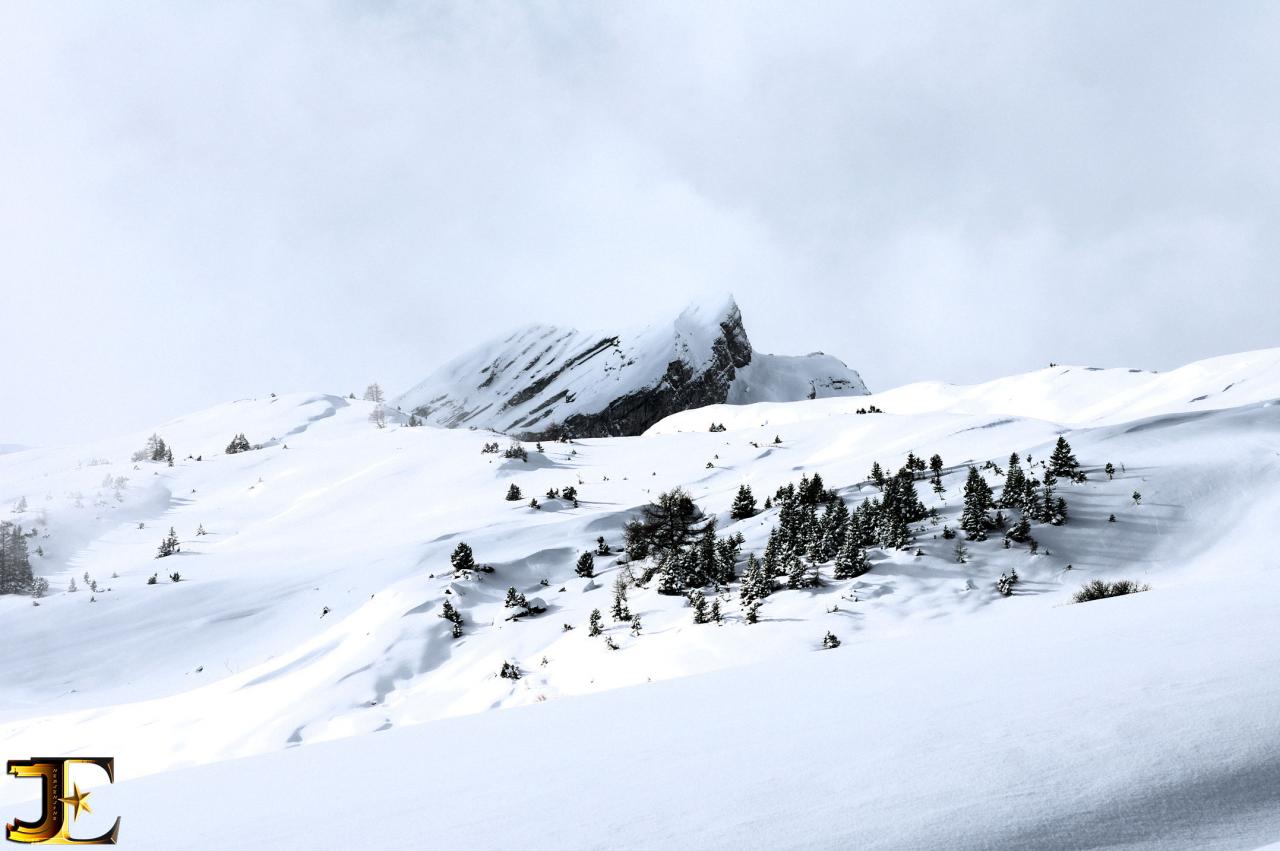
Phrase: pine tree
[
  {"left": 730, "top": 485, "right": 757, "bottom": 520},
  {"left": 1132, "top": 491, "right": 1142, "bottom": 505},
  {"left": 0, "top": 522, "right": 34, "bottom": 595},
  {"left": 1041, "top": 472, "right": 1064, "bottom": 524},
  {"left": 1005, "top": 515, "right": 1031, "bottom": 544},
  {"left": 833, "top": 534, "right": 871, "bottom": 579},
  {"left": 595, "top": 536, "right": 610, "bottom": 556},
  {"left": 710, "top": 598, "right": 723, "bottom": 623},
  {"left": 822, "top": 631, "right": 841, "bottom": 649},
  {"left": 929, "top": 453, "right": 944, "bottom": 478},
  {"left": 814, "top": 498, "right": 844, "bottom": 559},
  {"left": 744, "top": 599, "right": 761, "bottom": 624},
  {"left": 505, "top": 484, "right": 522, "bottom": 501},
  {"left": 960, "top": 467, "right": 992, "bottom": 540},
  {"left": 68, "top": 577, "right": 78, "bottom": 592},
  {"left": 156, "top": 526, "right": 180, "bottom": 558},
  {"left": 196, "top": 524, "right": 207, "bottom": 536},
  {"left": 785, "top": 553, "right": 810, "bottom": 590},
  {"left": 690, "top": 590, "right": 709, "bottom": 624},
  {"left": 630, "top": 615, "right": 642, "bottom": 636},
  {"left": 869, "top": 462, "right": 886, "bottom": 489},
  {"left": 575, "top": 551, "right": 596, "bottom": 579},
  {"left": 450, "top": 542, "right": 476, "bottom": 576},
  {"left": 740, "top": 553, "right": 772, "bottom": 604},
  {"left": 610, "top": 575, "right": 630, "bottom": 621},
  {"left": 588, "top": 608, "right": 603, "bottom": 636},
  {"left": 1104, "top": 462, "right": 1116, "bottom": 480},
  {"left": 504, "top": 586, "right": 529, "bottom": 610},
  {"left": 1048, "top": 436, "right": 1082, "bottom": 480},
  {"left": 1002, "top": 453, "right": 1026, "bottom": 509},
  {"left": 165, "top": 447, "right": 175, "bottom": 467}
]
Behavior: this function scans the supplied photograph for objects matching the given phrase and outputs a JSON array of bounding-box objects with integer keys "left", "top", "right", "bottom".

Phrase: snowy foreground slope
[
  {"left": 53, "top": 567, "right": 1280, "bottom": 849},
  {"left": 2, "top": 348, "right": 1280, "bottom": 847}
]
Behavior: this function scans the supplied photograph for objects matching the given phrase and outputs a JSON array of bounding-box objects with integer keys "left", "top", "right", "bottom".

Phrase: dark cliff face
[{"left": 542, "top": 307, "right": 753, "bottom": 440}]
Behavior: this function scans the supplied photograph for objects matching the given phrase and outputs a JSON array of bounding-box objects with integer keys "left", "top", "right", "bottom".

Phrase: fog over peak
[{"left": 4, "top": 2, "right": 1278, "bottom": 445}]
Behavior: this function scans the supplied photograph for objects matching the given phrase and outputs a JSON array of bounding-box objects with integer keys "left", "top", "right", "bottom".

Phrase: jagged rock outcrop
[{"left": 395, "top": 296, "right": 868, "bottom": 439}]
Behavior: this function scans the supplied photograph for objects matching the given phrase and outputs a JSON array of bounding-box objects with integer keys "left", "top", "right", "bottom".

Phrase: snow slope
[
  {"left": 650, "top": 346, "right": 1280, "bottom": 434},
  {"left": 394, "top": 295, "right": 868, "bottom": 438},
  {"left": 49, "top": 563, "right": 1280, "bottom": 850},
  {"left": 2, "top": 348, "right": 1279, "bottom": 847}
]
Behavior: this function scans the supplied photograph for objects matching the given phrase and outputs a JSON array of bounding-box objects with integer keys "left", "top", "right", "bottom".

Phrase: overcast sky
[{"left": 3, "top": 2, "right": 1278, "bottom": 446}]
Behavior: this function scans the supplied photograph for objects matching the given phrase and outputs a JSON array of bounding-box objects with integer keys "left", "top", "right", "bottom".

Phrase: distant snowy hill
[
  {"left": 395, "top": 295, "right": 868, "bottom": 438},
  {"left": 3, "top": 346, "right": 1280, "bottom": 848},
  {"left": 649, "top": 346, "right": 1280, "bottom": 434}
]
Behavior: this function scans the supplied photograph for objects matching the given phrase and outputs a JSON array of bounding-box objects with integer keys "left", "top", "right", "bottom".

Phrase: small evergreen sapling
[
  {"left": 156, "top": 527, "right": 180, "bottom": 558},
  {"left": 588, "top": 608, "right": 603, "bottom": 636},
  {"left": 822, "top": 631, "right": 841, "bottom": 649},
  {"left": 505, "top": 484, "right": 522, "bottom": 501},
  {"left": 575, "top": 551, "right": 596, "bottom": 579}
]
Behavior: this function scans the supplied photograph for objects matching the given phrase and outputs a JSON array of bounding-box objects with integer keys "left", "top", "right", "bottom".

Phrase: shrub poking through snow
[
  {"left": 822, "top": 631, "right": 841, "bottom": 649},
  {"left": 505, "top": 484, "right": 522, "bottom": 501},
  {"left": 575, "top": 551, "right": 595, "bottom": 579},
  {"left": 499, "top": 661, "right": 521, "bottom": 680},
  {"left": 1073, "top": 579, "right": 1149, "bottom": 603}
]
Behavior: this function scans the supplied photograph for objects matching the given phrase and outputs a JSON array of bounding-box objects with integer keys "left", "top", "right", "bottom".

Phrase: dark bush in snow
[{"left": 1072, "top": 579, "right": 1149, "bottom": 603}]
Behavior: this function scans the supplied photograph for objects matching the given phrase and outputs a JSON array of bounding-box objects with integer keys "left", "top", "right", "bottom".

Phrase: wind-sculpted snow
[
  {"left": 395, "top": 294, "right": 868, "bottom": 439},
  {"left": 1, "top": 351, "right": 1279, "bottom": 848}
]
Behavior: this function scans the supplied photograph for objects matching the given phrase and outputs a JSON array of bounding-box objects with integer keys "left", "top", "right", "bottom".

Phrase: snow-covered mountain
[
  {"left": 395, "top": 295, "right": 868, "bottom": 438},
  {"left": 3, "top": 346, "right": 1280, "bottom": 847}
]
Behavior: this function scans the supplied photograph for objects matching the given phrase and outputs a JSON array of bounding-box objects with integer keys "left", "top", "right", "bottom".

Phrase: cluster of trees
[
  {"left": 0, "top": 522, "right": 34, "bottom": 595},
  {"left": 955, "top": 438, "right": 1084, "bottom": 543},
  {"left": 132, "top": 434, "right": 174, "bottom": 465},
  {"left": 440, "top": 599, "right": 463, "bottom": 638},
  {"left": 622, "top": 488, "right": 744, "bottom": 595},
  {"left": 854, "top": 405, "right": 884, "bottom": 415},
  {"left": 502, "top": 442, "right": 528, "bottom": 461},
  {"left": 156, "top": 527, "right": 181, "bottom": 558},
  {"left": 225, "top": 433, "right": 253, "bottom": 454},
  {"left": 544, "top": 486, "right": 578, "bottom": 507},
  {"left": 708, "top": 423, "right": 727, "bottom": 433}
]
